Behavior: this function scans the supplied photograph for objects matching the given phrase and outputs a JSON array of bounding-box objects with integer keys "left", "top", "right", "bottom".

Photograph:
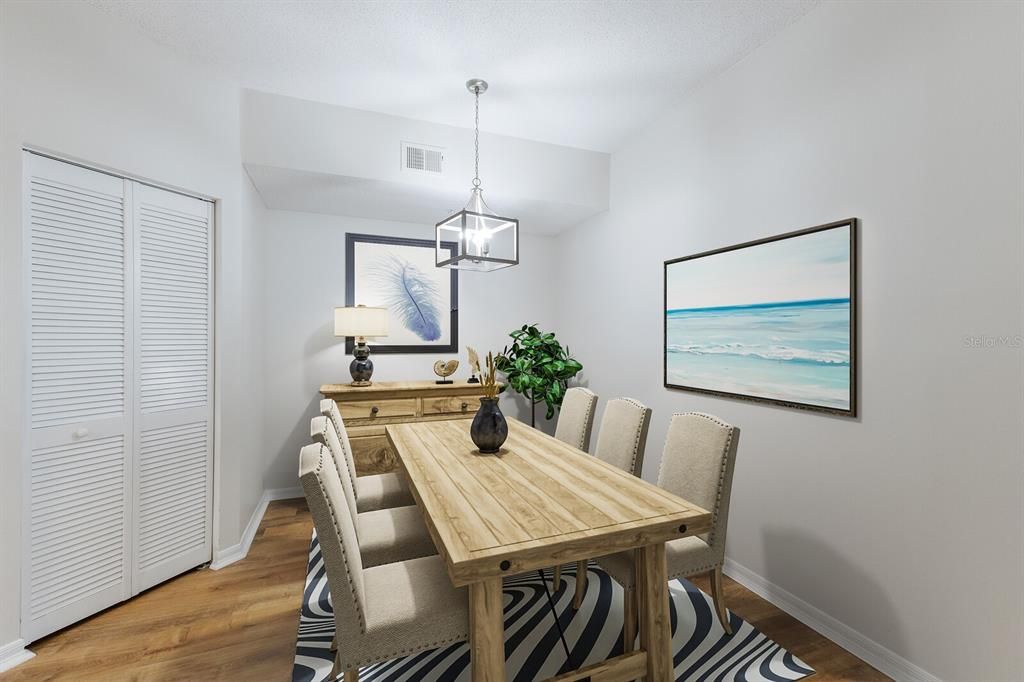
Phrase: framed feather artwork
[{"left": 345, "top": 233, "right": 459, "bottom": 354}]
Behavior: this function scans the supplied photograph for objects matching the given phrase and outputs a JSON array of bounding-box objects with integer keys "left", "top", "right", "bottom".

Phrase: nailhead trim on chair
[
  {"left": 315, "top": 418, "right": 361, "bottom": 539},
  {"left": 346, "top": 633, "right": 470, "bottom": 670},
  {"left": 311, "top": 444, "right": 368, "bottom": 634},
  {"left": 656, "top": 411, "right": 735, "bottom": 550},
  {"left": 324, "top": 401, "right": 360, "bottom": 500},
  {"left": 618, "top": 397, "right": 650, "bottom": 477},
  {"left": 578, "top": 390, "right": 597, "bottom": 450}
]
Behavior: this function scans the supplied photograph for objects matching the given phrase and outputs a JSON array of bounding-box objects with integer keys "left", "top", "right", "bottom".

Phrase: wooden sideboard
[{"left": 320, "top": 380, "right": 493, "bottom": 476}]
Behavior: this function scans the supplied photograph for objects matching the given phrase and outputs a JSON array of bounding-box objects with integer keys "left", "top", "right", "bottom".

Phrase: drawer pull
[
  {"left": 72, "top": 428, "right": 89, "bottom": 440},
  {"left": 370, "top": 406, "right": 379, "bottom": 415},
  {"left": 461, "top": 401, "right": 469, "bottom": 410}
]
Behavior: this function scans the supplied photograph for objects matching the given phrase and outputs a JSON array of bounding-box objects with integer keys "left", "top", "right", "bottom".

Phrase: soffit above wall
[
  {"left": 245, "top": 164, "right": 601, "bottom": 236},
  {"left": 242, "top": 91, "right": 609, "bottom": 234}
]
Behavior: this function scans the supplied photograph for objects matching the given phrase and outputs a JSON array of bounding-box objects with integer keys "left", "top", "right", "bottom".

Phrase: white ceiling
[{"left": 90, "top": 0, "right": 817, "bottom": 153}]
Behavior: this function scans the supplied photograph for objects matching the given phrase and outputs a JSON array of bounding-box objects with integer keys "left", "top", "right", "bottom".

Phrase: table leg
[
  {"left": 470, "top": 577, "right": 506, "bottom": 682},
  {"left": 638, "top": 542, "right": 671, "bottom": 682}
]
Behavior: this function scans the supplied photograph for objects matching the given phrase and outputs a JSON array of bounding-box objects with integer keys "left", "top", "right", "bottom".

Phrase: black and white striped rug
[{"left": 293, "top": 533, "right": 813, "bottom": 681}]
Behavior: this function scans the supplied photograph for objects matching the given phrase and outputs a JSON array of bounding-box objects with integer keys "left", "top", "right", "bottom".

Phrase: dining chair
[
  {"left": 320, "top": 399, "right": 415, "bottom": 513},
  {"left": 311, "top": 416, "right": 436, "bottom": 568},
  {"left": 562, "top": 397, "right": 652, "bottom": 597},
  {"left": 594, "top": 412, "right": 741, "bottom": 645},
  {"left": 299, "top": 442, "right": 469, "bottom": 682},
  {"left": 553, "top": 387, "right": 598, "bottom": 452}
]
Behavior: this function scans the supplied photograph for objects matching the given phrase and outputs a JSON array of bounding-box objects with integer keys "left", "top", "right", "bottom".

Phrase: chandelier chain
[{"left": 473, "top": 87, "right": 481, "bottom": 189}]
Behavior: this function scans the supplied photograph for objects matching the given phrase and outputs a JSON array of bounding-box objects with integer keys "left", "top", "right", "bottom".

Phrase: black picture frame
[
  {"left": 663, "top": 218, "right": 858, "bottom": 417},
  {"left": 345, "top": 233, "right": 459, "bottom": 355}
]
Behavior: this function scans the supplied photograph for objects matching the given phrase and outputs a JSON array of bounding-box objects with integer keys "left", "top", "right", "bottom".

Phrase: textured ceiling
[{"left": 89, "top": 0, "right": 817, "bottom": 152}]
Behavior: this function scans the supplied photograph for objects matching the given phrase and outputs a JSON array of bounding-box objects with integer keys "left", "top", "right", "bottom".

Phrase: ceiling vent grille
[{"left": 402, "top": 142, "right": 444, "bottom": 175}]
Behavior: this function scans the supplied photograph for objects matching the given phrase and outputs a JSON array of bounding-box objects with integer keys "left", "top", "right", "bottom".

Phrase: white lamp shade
[{"left": 334, "top": 306, "right": 389, "bottom": 338}]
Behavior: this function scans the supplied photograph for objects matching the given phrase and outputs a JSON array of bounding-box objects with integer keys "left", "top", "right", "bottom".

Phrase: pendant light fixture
[{"left": 436, "top": 79, "right": 519, "bottom": 271}]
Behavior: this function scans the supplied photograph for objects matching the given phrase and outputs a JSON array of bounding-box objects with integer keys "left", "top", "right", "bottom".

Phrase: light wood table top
[{"left": 386, "top": 417, "right": 711, "bottom": 587}]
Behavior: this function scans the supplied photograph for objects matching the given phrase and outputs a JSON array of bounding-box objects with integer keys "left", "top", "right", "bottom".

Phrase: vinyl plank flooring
[{"left": 4, "top": 498, "right": 888, "bottom": 681}]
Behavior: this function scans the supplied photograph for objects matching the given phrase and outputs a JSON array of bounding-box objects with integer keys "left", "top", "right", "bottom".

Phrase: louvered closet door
[
  {"left": 131, "top": 184, "right": 213, "bottom": 593},
  {"left": 23, "top": 153, "right": 131, "bottom": 641}
]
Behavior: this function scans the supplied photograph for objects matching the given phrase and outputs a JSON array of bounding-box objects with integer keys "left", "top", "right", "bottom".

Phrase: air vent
[{"left": 401, "top": 142, "right": 444, "bottom": 175}]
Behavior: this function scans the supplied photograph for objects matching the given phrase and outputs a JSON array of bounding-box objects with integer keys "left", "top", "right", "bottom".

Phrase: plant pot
[{"left": 470, "top": 397, "right": 508, "bottom": 454}]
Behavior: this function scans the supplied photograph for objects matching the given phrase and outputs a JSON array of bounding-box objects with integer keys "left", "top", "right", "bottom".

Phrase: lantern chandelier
[{"left": 435, "top": 79, "right": 519, "bottom": 271}]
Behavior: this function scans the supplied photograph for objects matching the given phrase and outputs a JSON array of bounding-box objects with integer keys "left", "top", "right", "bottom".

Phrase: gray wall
[
  {"left": 258, "top": 208, "right": 561, "bottom": 491},
  {"left": 554, "top": 2, "right": 1023, "bottom": 680}
]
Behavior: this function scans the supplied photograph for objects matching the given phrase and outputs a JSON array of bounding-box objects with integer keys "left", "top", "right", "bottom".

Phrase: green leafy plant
[{"left": 494, "top": 324, "right": 584, "bottom": 427}]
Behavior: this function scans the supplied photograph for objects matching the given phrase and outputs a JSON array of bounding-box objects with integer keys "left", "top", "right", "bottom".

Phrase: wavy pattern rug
[{"left": 293, "top": 533, "right": 813, "bottom": 681}]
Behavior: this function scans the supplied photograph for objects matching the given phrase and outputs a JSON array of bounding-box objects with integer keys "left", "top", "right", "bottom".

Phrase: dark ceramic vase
[{"left": 470, "top": 397, "right": 508, "bottom": 454}]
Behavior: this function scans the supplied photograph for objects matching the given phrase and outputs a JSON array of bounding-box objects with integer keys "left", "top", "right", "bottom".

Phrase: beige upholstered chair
[
  {"left": 320, "top": 399, "right": 414, "bottom": 513},
  {"left": 592, "top": 397, "right": 652, "bottom": 477},
  {"left": 561, "top": 398, "right": 652, "bottom": 596},
  {"left": 594, "top": 412, "right": 741, "bottom": 645},
  {"left": 311, "top": 416, "right": 436, "bottom": 568},
  {"left": 553, "top": 387, "right": 598, "bottom": 452},
  {"left": 299, "top": 443, "right": 469, "bottom": 681}
]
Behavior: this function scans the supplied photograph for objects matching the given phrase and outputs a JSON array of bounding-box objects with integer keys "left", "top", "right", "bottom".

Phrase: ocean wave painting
[{"left": 665, "top": 221, "right": 855, "bottom": 414}]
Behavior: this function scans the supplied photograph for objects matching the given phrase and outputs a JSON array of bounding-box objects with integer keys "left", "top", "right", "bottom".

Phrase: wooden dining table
[{"left": 385, "top": 416, "right": 711, "bottom": 682}]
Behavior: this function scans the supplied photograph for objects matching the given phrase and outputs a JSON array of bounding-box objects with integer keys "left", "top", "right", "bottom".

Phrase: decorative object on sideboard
[
  {"left": 435, "top": 79, "right": 519, "bottom": 272},
  {"left": 471, "top": 352, "right": 508, "bottom": 454},
  {"left": 346, "top": 233, "right": 458, "bottom": 354},
  {"left": 334, "top": 305, "right": 389, "bottom": 387},
  {"left": 664, "top": 218, "right": 857, "bottom": 416},
  {"left": 433, "top": 359, "right": 459, "bottom": 385},
  {"left": 495, "top": 324, "right": 584, "bottom": 428},
  {"left": 466, "top": 346, "right": 481, "bottom": 383}
]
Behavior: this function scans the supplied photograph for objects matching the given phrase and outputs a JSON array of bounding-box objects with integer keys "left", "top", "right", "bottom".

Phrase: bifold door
[
  {"left": 131, "top": 184, "right": 213, "bottom": 593},
  {"left": 22, "top": 152, "right": 213, "bottom": 641}
]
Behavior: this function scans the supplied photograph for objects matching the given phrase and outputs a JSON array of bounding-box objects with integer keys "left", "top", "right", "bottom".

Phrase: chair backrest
[
  {"left": 657, "top": 412, "right": 740, "bottom": 550},
  {"left": 320, "top": 398, "right": 358, "bottom": 496},
  {"left": 298, "top": 442, "right": 367, "bottom": 640},
  {"left": 311, "top": 415, "right": 358, "bottom": 526},
  {"left": 554, "top": 387, "right": 599, "bottom": 452},
  {"left": 592, "top": 398, "right": 652, "bottom": 477}
]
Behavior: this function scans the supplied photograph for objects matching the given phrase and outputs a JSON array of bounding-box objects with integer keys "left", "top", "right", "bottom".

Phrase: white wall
[
  {"left": 259, "top": 206, "right": 560, "bottom": 490},
  {"left": 555, "top": 2, "right": 1023, "bottom": 680},
  {"left": 0, "top": 0, "right": 264, "bottom": 648},
  {"left": 238, "top": 174, "right": 269, "bottom": 515}
]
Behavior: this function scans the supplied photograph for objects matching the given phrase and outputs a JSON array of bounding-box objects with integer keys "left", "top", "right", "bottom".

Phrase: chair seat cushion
[
  {"left": 596, "top": 535, "right": 719, "bottom": 588},
  {"left": 359, "top": 555, "right": 469, "bottom": 665},
  {"left": 357, "top": 504, "right": 437, "bottom": 568},
  {"left": 356, "top": 472, "right": 415, "bottom": 513}
]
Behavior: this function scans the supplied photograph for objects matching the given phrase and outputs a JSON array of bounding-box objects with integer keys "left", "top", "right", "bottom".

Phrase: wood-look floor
[{"left": 4, "top": 499, "right": 888, "bottom": 681}]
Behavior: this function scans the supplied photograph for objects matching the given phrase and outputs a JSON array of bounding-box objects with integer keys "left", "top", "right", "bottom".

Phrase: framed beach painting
[
  {"left": 664, "top": 219, "right": 857, "bottom": 416},
  {"left": 345, "top": 233, "right": 458, "bottom": 354}
]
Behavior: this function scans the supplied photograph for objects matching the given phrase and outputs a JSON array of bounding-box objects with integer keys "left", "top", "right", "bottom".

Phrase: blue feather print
[{"left": 370, "top": 255, "right": 443, "bottom": 341}]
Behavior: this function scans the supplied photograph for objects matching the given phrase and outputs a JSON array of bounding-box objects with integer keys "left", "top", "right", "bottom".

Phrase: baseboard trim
[
  {"left": 722, "top": 557, "right": 940, "bottom": 682},
  {"left": 210, "top": 487, "right": 303, "bottom": 570},
  {"left": 0, "top": 639, "right": 35, "bottom": 673}
]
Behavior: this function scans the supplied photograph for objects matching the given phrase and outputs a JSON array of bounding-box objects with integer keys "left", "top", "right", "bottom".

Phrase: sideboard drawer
[
  {"left": 338, "top": 398, "right": 417, "bottom": 421},
  {"left": 423, "top": 395, "right": 479, "bottom": 416}
]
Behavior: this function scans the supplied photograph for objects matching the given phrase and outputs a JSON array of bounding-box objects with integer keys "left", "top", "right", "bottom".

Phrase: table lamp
[{"left": 334, "top": 305, "right": 389, "bottom": 386}]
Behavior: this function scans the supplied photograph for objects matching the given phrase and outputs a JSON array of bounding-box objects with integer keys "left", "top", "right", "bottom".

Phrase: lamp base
[{"left": 350, "top": 341, "right": 374, "bottom": 387}]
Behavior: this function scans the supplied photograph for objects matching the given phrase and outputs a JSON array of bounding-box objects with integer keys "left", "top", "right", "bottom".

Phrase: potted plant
[{"left": 494, "top": 324, "right": 584, "bottom": 428}]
